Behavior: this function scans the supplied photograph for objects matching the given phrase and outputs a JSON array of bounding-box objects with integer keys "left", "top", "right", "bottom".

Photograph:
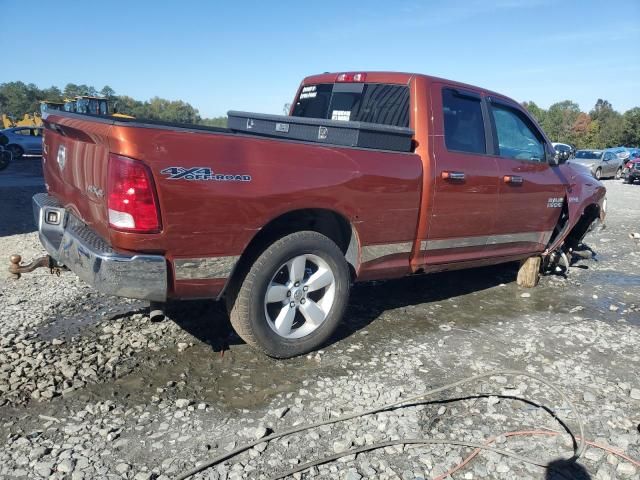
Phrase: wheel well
[
  {"left": 224, "top": 209, "right": 357, "bottom": 300},
  {"left": 564, "top": 203, "right": 601, "bottom": 248}
]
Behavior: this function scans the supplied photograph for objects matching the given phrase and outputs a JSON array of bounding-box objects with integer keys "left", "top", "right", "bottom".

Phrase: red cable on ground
[{"left": 433, "top": 430, "right": 640, "bottom": 480}]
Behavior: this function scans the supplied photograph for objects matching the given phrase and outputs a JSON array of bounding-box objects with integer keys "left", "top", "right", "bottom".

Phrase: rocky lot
[{"left": 0, "top": 159, "right": 639, "bottom": 480}]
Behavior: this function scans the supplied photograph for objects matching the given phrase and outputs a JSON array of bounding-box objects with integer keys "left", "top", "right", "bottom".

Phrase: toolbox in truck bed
[{"left": 227, "top": 111, "right": 414, "bottom": 152}]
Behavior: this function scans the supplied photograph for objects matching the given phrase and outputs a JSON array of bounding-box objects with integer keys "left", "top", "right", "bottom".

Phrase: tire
[
  {"left": 227, "top": 231, "right": 350, "bottom": 358},
  {"left": 594, "top": 168, "right": 602, "bottom": 180},
  {"left": 0, "top": 152, "right": 9, "bottom": 171},
  {"left": 615, "top": 167, "right": 622, "bottom": 180},
  {"left": 6, "top": 145, "right": 23, "bottom": 160}
]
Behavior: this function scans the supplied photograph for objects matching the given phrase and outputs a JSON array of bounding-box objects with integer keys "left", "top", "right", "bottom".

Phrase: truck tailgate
[{"left": 42, "top": 115, "right": 113, "bottom": 241}]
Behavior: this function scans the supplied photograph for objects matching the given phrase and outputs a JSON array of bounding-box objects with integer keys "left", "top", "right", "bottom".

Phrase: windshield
[
  {"left": 292, "top": 83, "right": 410, "bottom": 127},
  {"left": 575, "top": 150, "right": 601, "bottom": 159}
]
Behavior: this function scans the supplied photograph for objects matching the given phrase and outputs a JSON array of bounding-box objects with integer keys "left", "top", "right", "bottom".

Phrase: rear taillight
[
  {"left": 107, "top": 153, "right": 161, "bottom": 233},
  {"left": 336, "top": 72, "right": 366, "bottom": 83}
]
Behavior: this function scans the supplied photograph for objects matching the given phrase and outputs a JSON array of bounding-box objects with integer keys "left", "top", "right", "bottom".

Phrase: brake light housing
[
  {"left": 107, "top": 153, "right": 161, "bottom": 233},
  {"left": 336, "top": 72, "right": 366, "bottom": 83}
]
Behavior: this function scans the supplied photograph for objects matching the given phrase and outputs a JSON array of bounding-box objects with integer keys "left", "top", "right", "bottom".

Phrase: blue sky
[{"left": 1, "top": 0, "right": 638, "bottom": 118}]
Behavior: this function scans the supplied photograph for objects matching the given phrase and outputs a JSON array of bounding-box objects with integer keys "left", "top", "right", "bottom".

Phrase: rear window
[
  {"left": 292, "top": 83, "right": 410, "bottom": 127},
  {"left": 442, "top": 88, "right": 486, "bottom": 155}
]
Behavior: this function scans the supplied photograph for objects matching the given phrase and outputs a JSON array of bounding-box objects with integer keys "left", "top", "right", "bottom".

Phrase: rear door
[
  {"left": 424, "top": 84, "right": 500, "bottom": 263},
  {"left": 487, "top": 98, "right": 566, "bottom": 256},
  {"left": 602, "top": 151, "right": 617, "bottom": 176}
]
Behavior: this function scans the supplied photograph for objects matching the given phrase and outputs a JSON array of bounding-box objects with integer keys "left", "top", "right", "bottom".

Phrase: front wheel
[
  {"left": 227, "top": 231, "right": 350, "bottom": 358},
  {"left": 615, "top": 167, "right": 622, "bottom": 180},
  {"left": 594, "top": 168, "right": 602, "bottom": 180},
  {"left": 6, "top": 145, "right": 23, "bottom": 160}
]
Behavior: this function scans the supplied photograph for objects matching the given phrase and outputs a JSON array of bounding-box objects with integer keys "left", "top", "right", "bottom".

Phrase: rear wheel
[
  {"left": 594, "top": 168, "right": 602, "bottom": 180},
  {"left": 6, "top": 145, "right": 23, "bottom": 160},
  {"left": 615, "top": 167, "right": 622, "bottom": 179},
  {"left": 227, "top": 231, "right": 350, "bottom": 358}
]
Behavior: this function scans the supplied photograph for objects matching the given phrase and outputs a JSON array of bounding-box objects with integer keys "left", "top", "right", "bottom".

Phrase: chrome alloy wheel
[{"left": 264, "top": 254, "right": 336, "bottom": 339}]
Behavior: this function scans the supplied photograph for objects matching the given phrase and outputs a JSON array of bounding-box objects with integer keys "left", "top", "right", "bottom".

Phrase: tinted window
[
  {"left": 576, "top": 150, "right": 601, "bottom": 159},
  {"left": 292, "top": 83, "right": 410, "bottom": 127},
  {"left": 491, "top": 104, "right": 544, "bottom": 161},
  {"left": 442, "top": 89, "right": 486, "bottom": 154}
]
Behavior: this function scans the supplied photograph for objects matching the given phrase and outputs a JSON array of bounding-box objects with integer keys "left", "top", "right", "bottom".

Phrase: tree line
[
  {"left": 1, "top": 80, "right": 639, "bottom": 148},
  {"left": 0, "top": 81, "right": 227, "bottom": 127},
  {"left": 522, "top": 99, "right": 639, "bottom": 148}
]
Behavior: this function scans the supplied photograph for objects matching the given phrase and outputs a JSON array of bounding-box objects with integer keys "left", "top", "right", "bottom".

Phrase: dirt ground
[{"left": 0, "top": 158, "right": 638, "bottom": 480}]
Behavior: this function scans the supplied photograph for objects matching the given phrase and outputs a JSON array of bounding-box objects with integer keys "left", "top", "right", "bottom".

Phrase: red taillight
[
  {"left": 336, "top": 72, "right": 366, "bottom": 83},
  {"left": 107, "top": 154, "right": 161, "bottom": 233}
]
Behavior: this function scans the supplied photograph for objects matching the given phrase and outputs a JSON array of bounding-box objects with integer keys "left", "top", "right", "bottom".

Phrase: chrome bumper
[{"left": 33, "top": 193, "right": 167, "bottom": 301}]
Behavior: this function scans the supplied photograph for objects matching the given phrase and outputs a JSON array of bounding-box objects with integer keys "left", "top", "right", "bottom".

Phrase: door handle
[
  {"left": 503, "top": 175, "right": 524, "bottom": 185},
  {"left": 442, "top": 171, "right": 465, "bottom": 181}
]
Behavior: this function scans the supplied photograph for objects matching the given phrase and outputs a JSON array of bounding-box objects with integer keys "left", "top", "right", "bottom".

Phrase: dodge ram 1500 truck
[{"left": 19, "top": 71, "right": 606, "bottom": 358}]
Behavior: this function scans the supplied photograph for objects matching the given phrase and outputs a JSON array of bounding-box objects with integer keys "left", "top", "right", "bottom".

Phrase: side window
[
  {"left": 491, "top": 104, "right": 545, "bottom": 161},
  {"left": 442, "top": 89, "right": 486, "bottom": 154},
  {"left": 14, "top": 129, "right": 29, "bottom": 136}
]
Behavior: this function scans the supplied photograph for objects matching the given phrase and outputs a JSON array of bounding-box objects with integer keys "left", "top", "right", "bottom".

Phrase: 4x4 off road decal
[{"left": 160, "top": 167, "right": 251, "bottom": 182}]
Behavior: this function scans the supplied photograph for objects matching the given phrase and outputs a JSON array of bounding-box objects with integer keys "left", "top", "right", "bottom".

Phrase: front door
[
  {"left": 424, "top": 84, "right": 500, "bottom": 264},
  {"left": 487, "top": 99, "right": 566, "bottom": 257}
]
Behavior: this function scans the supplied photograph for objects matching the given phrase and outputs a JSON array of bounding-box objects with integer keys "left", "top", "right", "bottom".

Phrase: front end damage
[{"left": 542, "top": 167, "right": 606, "bottom": 274}]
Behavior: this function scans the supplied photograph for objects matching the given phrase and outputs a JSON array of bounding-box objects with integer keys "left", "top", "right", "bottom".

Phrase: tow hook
[{"left": 8, "top": 254, "right": 67, "bottom": 279}]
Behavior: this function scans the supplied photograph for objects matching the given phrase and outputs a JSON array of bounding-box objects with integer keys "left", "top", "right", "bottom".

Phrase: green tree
[
  {"left": 620, "top": 107, "right": 640, "bottom": 146},
  {"left": 100, "top": 85, "right": 116, "bottom": 99},
  {"left": 543, "top": 100, "right": 580, "bottom": 143},
  {"left": 522, "top": 101, "right": 546, "bottom": 125},
  {"left": 589, "top": 99, "right": 623, "bottom": 147},
  {"left": 199, "top": 116, "right": 227, "bottom": 127}
]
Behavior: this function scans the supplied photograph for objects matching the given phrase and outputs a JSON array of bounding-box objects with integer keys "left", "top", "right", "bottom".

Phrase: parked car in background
[
  {"left": 552, "top": 142, "right": 574, "bottom": 161},
  {"left": 0, "top": 127, "right": 43, "bottom": 158},
  {"left": 608, "top": 146, "right": 632, "bottom": 163},
  {"left": 569, "top": 149, "right": 623, "bottom": 179},
  {"left": 623, "top": 153, "right": 640, "bottom": 184}
]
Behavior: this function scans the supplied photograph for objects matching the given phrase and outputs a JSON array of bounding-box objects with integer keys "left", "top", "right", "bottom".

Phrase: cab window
[
  {"left": 490, "top": 104, "right": 544, "bottom": 162},
  {"left": 442, "top": 88, "right": 486, "bottom": 155}
]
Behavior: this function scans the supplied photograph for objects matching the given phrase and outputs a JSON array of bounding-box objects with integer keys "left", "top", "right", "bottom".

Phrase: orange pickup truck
[{"left": 22, "top": 71, "right": 605, "bottom": 358}]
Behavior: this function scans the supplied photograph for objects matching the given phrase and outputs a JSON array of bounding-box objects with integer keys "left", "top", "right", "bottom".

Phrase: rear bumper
[{"left": 33, "top": 193, "right": 167, "bottom": 302}]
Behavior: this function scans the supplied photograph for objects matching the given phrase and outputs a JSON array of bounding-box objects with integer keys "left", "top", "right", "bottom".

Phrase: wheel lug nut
[
  {"left": 300, "top": 298, "right": 306, "bottom": 304},
  {"left": 303, "top": 286, "right": 308, "bottom": 291},
  {"left": 294, "top": 282, "right": 300, "bottom": 287},
  {"left": 290, "top": 302, "right": 295, "bottom": 308},
  {"left": 287, "top": 291, "right": 291, "bottom": 297}
]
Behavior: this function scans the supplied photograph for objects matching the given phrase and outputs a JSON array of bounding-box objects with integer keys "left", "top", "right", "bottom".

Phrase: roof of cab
[{"left": 301, "top": 71, "right": 513, "bottom": 103}]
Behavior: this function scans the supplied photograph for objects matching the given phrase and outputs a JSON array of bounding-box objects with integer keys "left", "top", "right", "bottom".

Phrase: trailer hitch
[{"left": 8, "top": 254, "right": 67, "bottom": 279}]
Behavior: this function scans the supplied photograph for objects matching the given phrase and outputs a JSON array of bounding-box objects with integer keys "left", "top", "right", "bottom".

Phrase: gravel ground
[{"left": 0, "top": 160, "right": 639, "bottom": 480}]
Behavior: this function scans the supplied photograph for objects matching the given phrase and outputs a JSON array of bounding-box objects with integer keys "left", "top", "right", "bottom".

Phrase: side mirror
[{"left": 548, "top": 148, "right": 562, "bottom": 165}]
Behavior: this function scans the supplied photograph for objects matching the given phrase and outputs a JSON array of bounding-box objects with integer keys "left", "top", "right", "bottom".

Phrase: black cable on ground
[{"left": 176, "top": 370, "right": 585, "bottom": 480}]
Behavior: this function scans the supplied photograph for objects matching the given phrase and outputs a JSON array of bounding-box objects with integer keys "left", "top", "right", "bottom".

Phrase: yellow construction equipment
[
  {"left": 40, "top": 101, "right": 65, "bottom": 114},
  {"left": 3, "top": 97, "right": 132, "bottom": 129},
  {"left": 64, "top": 96, "right": 133, "bottom": 118},
  {"left": 2, "top": 113, "right": 42, "bottom": 128}
]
